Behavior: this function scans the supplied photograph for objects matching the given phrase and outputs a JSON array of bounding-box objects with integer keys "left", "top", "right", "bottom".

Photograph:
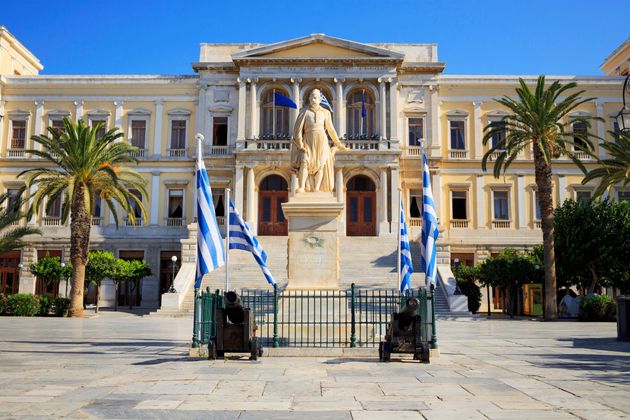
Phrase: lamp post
[
  {"left": 168, "top": 255, "right": 178, "bottom": 293},
  {"left": 616, "top": 75, "right": 630, "bottom": 134},
  {"left": 61, "top": 262, "right": 68, "bottom": 297}
]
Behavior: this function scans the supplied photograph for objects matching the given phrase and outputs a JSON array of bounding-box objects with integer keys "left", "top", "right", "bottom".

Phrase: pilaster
[
  {"left": 475, "top": 174, "right": 486, "bottom": 229},
  {"left": 335, "top": 78, "right": 345, "bottom": 136},
  {"left": 153, "top": 99, "right": 163, "bottom": 157},
  {"left": 389, "top": 78, "right": 399, "bottom": 148},
  {"left": 429, "top": 87, "right": 440, "bottom": 156},
  {"left": 390, "top": 168, "right": 400, "bottom": 233},
  {"left": 246, "top": 167, "right": 256, "bottom": 231},
  {"left": 379, "top": 168, "right": 389, "bottom": 235},
  {"left": 74, "top": 99, "right": 84, "bottom": 122},
  {"left": 291, "top": 78, "right": 301, "bottom": 133},
  {"left": 473, "top": 101, "right": 483, "bottom": 159},
  {"left": 249, "top": 79, "right": 258, "bottom": 139},
  {"left": 516, "top": 175, "right": 526, "bottom": 229},
  {"left": 378, "top": 78, "right": 387, "bottom": 141},
  {"left": 596, "top": 101, "right": 607, "bottom": 160},
  {"left": 237, "top": 78, "right": 247, "bottom": 141},
  {"left": 234, "top": 165, "right": 244, "bottom": 215},
  {"left": 114, "top": 99, "right": 123, "bottom": 129},
  {"left": 150, "top": 171, "right": 160, "bottom": 225}
]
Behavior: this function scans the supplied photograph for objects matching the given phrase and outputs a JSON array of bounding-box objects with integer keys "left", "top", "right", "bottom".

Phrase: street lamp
[
  {"left": 61, "top": 262, "right": 69, "bottom": 297},
  {"left": 168, "top": 255, "right": 178, "bottom": 293},
  {"left": 616, "top": 75, "right": 630, "bottom": 134}
]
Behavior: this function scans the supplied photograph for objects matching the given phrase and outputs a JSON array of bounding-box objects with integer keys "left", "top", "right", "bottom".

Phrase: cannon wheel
[
  {"left": 379, "top": 341, "right": 391, "bottom": 362},
  {"left": 421, "top": 346, "right": 430, "bottom": 364},
  {"left": 249, "top": 337, "right": 258, "bottom": 361},
  {"left": 208, "top": 339, "right": 217, "bottom": 360}
]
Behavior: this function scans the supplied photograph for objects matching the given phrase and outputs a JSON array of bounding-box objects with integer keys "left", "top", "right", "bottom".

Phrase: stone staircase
[{"left": 150, "top": 235, "right": 457, "bottom": 317}]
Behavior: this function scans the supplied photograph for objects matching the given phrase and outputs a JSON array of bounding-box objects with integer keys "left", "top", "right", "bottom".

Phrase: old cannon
[
  {"left": 379, "top": 297, "right": 430, "bottom": 363},
  {"left": 208, "top": 291, "right": 262, "bottom": 360}
]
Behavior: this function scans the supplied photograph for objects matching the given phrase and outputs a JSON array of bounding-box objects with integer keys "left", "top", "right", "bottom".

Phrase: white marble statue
[{"left": 291, "top": 89, "right": 349, "bottom": 193}]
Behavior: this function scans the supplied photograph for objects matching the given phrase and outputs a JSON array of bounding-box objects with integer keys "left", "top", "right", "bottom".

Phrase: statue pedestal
[{"left": 281, "top": 192, "right": 344, "bottom": 290}]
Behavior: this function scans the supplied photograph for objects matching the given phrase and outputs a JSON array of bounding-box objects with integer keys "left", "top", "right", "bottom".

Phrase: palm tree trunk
[
  {"left": 68, "top": 183, "right": 91, "bottom": 317},
  {"left": 533, "top": 142, "right": 558, "bottom": 320}
]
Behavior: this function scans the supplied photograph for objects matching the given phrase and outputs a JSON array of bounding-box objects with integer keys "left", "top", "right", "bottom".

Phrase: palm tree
[
  {"left": 0, "top": 191, "right": 41, "bottom": 255},
  {"left": 20, "top": 118, "right": 147, "bottom": 317},
  {"left": 481, "top": 76, "right": 600, "bottom": 320},
  {"left": 583, "top": 131, "right": 630, "bottom": 198}
]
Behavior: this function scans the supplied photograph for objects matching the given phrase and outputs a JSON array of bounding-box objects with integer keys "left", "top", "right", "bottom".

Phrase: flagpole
[
  {"left": 397, "top": 189, "right": 402, "bottom": 292},
  {"left": 360, "top": 89, "right": 364, "bottom": 137},
  {"left": 272, "top": 88, "right": 276, "bottom": 139},
  {"left": 225, "top": 188, "right": 231, "bottom": 291}
]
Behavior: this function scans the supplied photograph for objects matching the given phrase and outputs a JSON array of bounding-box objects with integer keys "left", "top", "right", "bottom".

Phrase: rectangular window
[
  {"left": 90, "top": 119, "right": 107, "bottom": 138},
  {"left": 11, "top": 120, "right": 27, "bottom": 149},
  {"left": 168, "top": 189, "right": 184, "bottom": 218},
  {"left": 573, "top": 122, "right": 588, "bottom": 151},
  {"left": 449, "top": 120, "right": 465, "bottom": 150},
  {"left": 6, "top": 189, "right": 20, "bottom": 211},
  {"left": 490, "top": 121, "right": 506, "bottom": 149},
  {"left": 213, "top": 189, "right": 225, "bottom": 217},
  {"left": 129, "top": 189, "right": 142, "bottom": 219},
  {"left": 46, "top": 195, "right": 62, "bottom": 218},
  {"left": 170, "top": 120, "right": 187, "bottom": 149},
  {"left": 130, "top": 120, "right": 146, "bottom": 149},
  {"left": 408, "top": 118, "right": 424, "bottom": 146},
  {"left": 409, "top": 189, "right": 422, "bottom": 219},
  {"left": 612, "top": 119, "right": 621, "bottom": 136},
  {"left": 451, "top": 191, "right": 467, "bottom": 220},
  {"left": 576, "top": 190, "right": 591, "bottom": 204},
  {"left": 618, "top": 190, "right": 630, "bottom": 203},
  {"left": 493, "top": 190, "right": 509, "bottom": 220},
  {"left": 213, "top": 117, "right": 228, "bottom": 146},
  {"left": 534, "top": 191, "right": 541, "bottom": 220},
  {"left": 50, "top": 119, "right": 65, "bottom": 131}
]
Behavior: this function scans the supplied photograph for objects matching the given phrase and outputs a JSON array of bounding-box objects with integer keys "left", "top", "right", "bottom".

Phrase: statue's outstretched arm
[
  {"left": 325, "top": 110, "right": 349, "bottom": 151},
  {"left": 292, "top": 109, "right": 307, "bottom": 151}
]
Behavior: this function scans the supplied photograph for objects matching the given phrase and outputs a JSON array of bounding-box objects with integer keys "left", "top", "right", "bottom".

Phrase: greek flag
[
  {"left": 195, "top": 154, "right": 226, "bottom": 288},
  {"left": 228, "top": 199, "right": 276, "bottom": 286},
  {"left": 399, "top": 200, "right": 413, "bottom": 293},
  {"left": 420, "top": 152, "right": 439, "bottom": 287},
  {"left": 320, "top": 94, "right": 333, "bottom": 112}
]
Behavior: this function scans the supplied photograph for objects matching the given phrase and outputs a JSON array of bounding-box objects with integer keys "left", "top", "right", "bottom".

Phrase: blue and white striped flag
[
  {"left": 420, "top": 153, "right": 439, "bottom": 287},
  {"left": 228, "top": 199, "right": 276, "bottom": 286},
  {"left": 195, "top": 155, "right": 225, "bottom": 288},
  {"left": 320, "top": 94, "right": 333, "bottom": 113},
  {"left": 399, "top": 200, "right": 414, "bottom": 293}
]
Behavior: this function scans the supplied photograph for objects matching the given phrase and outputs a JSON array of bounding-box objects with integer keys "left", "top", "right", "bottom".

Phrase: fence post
[
  {"left": 273, "top": 283, "right": 279, "bottom": 348},
  {"left": 430, "top": 283, "right": 438, "bottom": 349},
  {"left": 192, "top": 287, "right": 199, "bottom": 348},
  {"left": 350, "top": 283, "right": 357, "bottom": 348}
]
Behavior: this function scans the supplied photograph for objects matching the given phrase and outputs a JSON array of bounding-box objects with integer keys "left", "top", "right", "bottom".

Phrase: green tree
[
  {"left": 20, "top": 118, "right": 147, "bottom": 317},
  {"left": 582, "top": 131, "right": 630, "bottom": 198},
  {"left": 453, "top": 264, "right": 482, "bottom": 313},
  {"left": 29, "top": 254, "right": 65, "bottom": 295},
  {"left": 481, "top": 76, "right": 600, "bottom": 320},
  {"left": 0, "top": 191, "right": 41, "bottom": 255},
  {"left": 85, "top": 250, "right": 116, "bottom": 313},
  {"left": 553, "top": 199, "right": 630, "bottom": 294},
  {"left": 109, "top": 259, "right": 151, "bottom": 311}
]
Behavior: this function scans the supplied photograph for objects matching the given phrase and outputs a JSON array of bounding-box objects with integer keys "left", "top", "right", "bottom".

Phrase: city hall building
[{"left": 0, "top": 27, "right": 627, "bottom": 314}]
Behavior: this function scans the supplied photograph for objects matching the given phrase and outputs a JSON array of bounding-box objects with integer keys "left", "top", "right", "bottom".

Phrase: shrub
[
  {"left": 0, "top": 295, "right": 7, "bottom": 315},
  {"left": 457, "top": 279, "right": 482, "bottom": 314},
  {"left": 37, "top": 295, "right": 52, "bottom": 315},
  {"left": 579, "top": 295, "right": 616, "bottom": 322},
  {"left": 52, "top": 297, "right": 70, "bottom": 317},
  {"left": 5, "top": 294, "right": 40, "bottom": 316}
]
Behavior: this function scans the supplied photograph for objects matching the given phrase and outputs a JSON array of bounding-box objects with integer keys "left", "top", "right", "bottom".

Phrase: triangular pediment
[{"left": 232, "top": 34, "right": 404, "bottom": 60}]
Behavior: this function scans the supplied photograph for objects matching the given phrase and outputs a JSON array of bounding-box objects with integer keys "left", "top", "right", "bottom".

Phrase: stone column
[
  {"left": 114, "top": 99, "right": 123, "bottom": 129},
  {"left": 291, "top": 78, "right": 301, "bottom": 133},
  {"left": 153, "top": 100, "right": 163, "bottom": 157},
  {"left": 234, "top": 165, "right": 244, "bottom": 215},
  {"left": 475, "top": 174, "right": 486, "bottom": 229},
  {"left": 335, "top": 168, "right": 344, "bottom": 203},
  {"left": 249, "top": 79, "right": 258, "bottom": 139},
  {"left": 432, "top": 171, "right": 442, "bottom": 225},
  {"left": 74, "top": 99, "right": 84, "bottom": 122},
  {"left": 335, "top": 78, "right": 345, "bottom": 136},
  {"left": 473, "top": 101, "right": 483, "bottom": 159},
  {"left": 237, "top": 78, "right": 246, "bottom": 141},
  {"left": 246, "top": 167, "right": 256, "bottom": 229},
  {"left": 34, "top": 99, "right": 44, "bottom": 151},
  {"left": 596, "top": 101, "right": 607, "bottom": 160},
  {"left": 557, "top": 175, "right": 567, "bottom": 204},
  {"left": 150, "top": 171, "right": 160, "bottom": 225},
  {"left": 379, "top": 78, "right": 387, "bottom": 141},
  {"left": 379, "top": 169, "right": 389, "bottom": 234},
  {"left": 389, "top": 79, "right": 399, "bottom": 148},
  {"left": 390, "top": 168, "right": 400, "bottom": 233},
  {"left": 516, "top": 175, "right": 526, "bottom": 229}
]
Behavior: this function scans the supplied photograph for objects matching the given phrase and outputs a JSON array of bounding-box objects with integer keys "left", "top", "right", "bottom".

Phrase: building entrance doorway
[
  {"left": 0, "top": 251, "right": 21, "bottom": 295},
  {"left": 258, "top": 175, "right": 288, "bottom": 236},
  {"left": 346, "top": 175, "right": 376, "bottom": 236}
]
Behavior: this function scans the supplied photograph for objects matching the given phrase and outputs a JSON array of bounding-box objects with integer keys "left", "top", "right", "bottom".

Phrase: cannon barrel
[
  {"left": 398, "top": 298, "right": 419, "bottom": 330},
  {"left": 224, "top": 291, "right": 245, "bottom": 324}
]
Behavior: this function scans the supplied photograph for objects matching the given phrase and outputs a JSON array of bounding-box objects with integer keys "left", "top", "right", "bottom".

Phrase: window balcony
[
  {"left": 125, "top": 217, "right": 143, "bottom": 227},
  {"left": 91, "top": 217, "right": 102, "bottom": 226},
  {"left": 408, "top": 217, "right": 422, "bottom": 227},
  {"left": 345, "top": 140, "right": 380, "bottom": 150},
  {"left": 405, "top": 146, "right": 422, "bottom": 157},
  {"left": 449, "top": 150, "right": 468, "bottom": 159},
  {"left": 252, "top": 140, "right": 291, "bottom": 151},
  {"left": 574, "top": 150, "right": 591, "bottom": 161},
  {"left": 204, "top": 145, "right": 233, "bottom": 156},
  {"left": 7, "top": 149, "right": 26, "bottom": 158},
  {"left": 168, "top": 148, "right": 188, "bottom": 158},
  {"left": 165, "top": 217, "right": 185, "bottom": 227},
  {"left": 450, "top": 219, "right": 469, "bottom": 228},
  {"left": 42, "top": 216, "right": 61, "bottom": 226},
  {"left": 489, "top": 150, "right": 504, "bottom": 160},
  {"left": 129, "top": 148, "right": 147, "bottom": 158},
  {"left": 492, "top": 220, "right": 511, "bottom": 229}
]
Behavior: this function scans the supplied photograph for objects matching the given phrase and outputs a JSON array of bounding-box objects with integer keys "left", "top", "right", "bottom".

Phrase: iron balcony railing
[{"left": 192, "top": 284, "right": 436, "bottom": 350}]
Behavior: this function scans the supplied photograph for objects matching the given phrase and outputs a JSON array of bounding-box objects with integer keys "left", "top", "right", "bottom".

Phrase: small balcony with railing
[
  {"left": 204, "top": 144, "right": 234, "bottom": 156},
  {"left": 448, "top": 149, "right": 468, "bottom": 159},
  {"left": 408, "top": 217, "right": 422, "bottom": 227},
  {"left": 450, "top": 219, "right": 470, "bottom": 228},
  {"left": 91, "top": 217, "right": 103, "bottom": 227},
  {"left": 165, "top": 217, "right": 185, "bottom": 227},
  {"left": 42, "top": 216, "right": 62, "bottom": 226},
  {"left": 492, "top": 219, "right": 512, "bottom": 229},
  {"left": 7, "top": 148, "right": 26, "bottom": 158},
  {"left": 129, "top": 148, "right": 147, "bottom": 159},
  {"left": 125, "top": 217, "right": 144, "bottom": 227},
  {"left": 168, "top": 148, "right": 188, "bottom": 158}
]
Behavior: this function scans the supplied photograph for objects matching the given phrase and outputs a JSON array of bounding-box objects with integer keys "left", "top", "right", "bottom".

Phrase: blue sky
[{"left": 2, "top": 0, "right": 628, "bottom": 76}]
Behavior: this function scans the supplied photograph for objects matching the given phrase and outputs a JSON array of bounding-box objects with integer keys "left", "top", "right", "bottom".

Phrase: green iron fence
[{"left": 192, "top": 283, "right": 436, "bottom": 349}]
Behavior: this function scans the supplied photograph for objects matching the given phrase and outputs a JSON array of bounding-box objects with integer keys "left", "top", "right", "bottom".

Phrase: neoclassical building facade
[{"left": 0, "top": 27, "right": 626, "bottom": 311}]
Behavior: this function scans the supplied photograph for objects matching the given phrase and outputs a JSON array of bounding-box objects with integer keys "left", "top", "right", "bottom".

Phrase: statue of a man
[{"left": 291, "top": 89, "right": 349, "bottom": 193}]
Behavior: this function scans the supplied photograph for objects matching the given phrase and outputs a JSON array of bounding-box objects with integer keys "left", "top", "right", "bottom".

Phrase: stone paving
[{"left": 0, "top": 312, "right": 628, "bottom": 419}]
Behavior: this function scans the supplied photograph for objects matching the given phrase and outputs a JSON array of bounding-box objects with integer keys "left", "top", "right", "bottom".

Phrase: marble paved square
[{"left": 0, "top": 312, "right": 628, "bottom": 419}]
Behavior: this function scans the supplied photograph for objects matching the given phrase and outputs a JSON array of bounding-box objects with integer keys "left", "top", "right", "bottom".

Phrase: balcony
[
  {"left": 450, "top": 219, "right": 469, "bottom": 228},
  {"left": 7, "top": 149, "right": 26, "bottom": 158},
  {"left": 91, "top": 217, "right": 102, "bottom": 226},
  {"left": 574, "top": 150, "right": 591, "bottom": 161},
  {"left": 408, "top": 217, "right": 422, "bottom": 227},
  {"left": 345, "top": 140, "right": 380, "bottom": 150},
  {"left": 492, "top": 220, "right": 511, "bottom": 229},
  {"left": 489, "top": 150, "right": 504, "bottom": 160},
  {"left": 449, "top": 150, "right": 468, "bottom": 159},
  {"left": 165, "top": 217, "right": 185, "bottom": 227},
  {"left": 252, "top": 140, "right": 291, "bottom": 150},
  {"left": 168, "top": 148, "right": 188, "bottom": 158},
  {"left": 204, "top": 145, "right": 233, "bottom": 156},
  {"left": 405, "top": 146, "right": 422, "bottom": 157},
  {"left": 125, "top": 217, "right": 143, "bottom": 227},
  {"left": 129, "top": 148, "right": 147, "bottom": 158},
  {"left": 42, "top": 216, "right": 61, "bottom": 226}
]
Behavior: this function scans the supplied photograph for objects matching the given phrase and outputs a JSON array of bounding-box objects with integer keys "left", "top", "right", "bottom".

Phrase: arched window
[
  {"left": 346, "top": 89, "right": 376, "bottom": 139},
  {"left": 303, "top": 85, "right": 334, "bottom": 111},
  {"left": 260, "top": 89, "right": 291, "bottom": 139}
]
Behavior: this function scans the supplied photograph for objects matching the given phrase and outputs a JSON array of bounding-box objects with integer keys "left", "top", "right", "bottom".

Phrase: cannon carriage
[{"left": 379, "top": 297, "right": 430, "bottom": 363}]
